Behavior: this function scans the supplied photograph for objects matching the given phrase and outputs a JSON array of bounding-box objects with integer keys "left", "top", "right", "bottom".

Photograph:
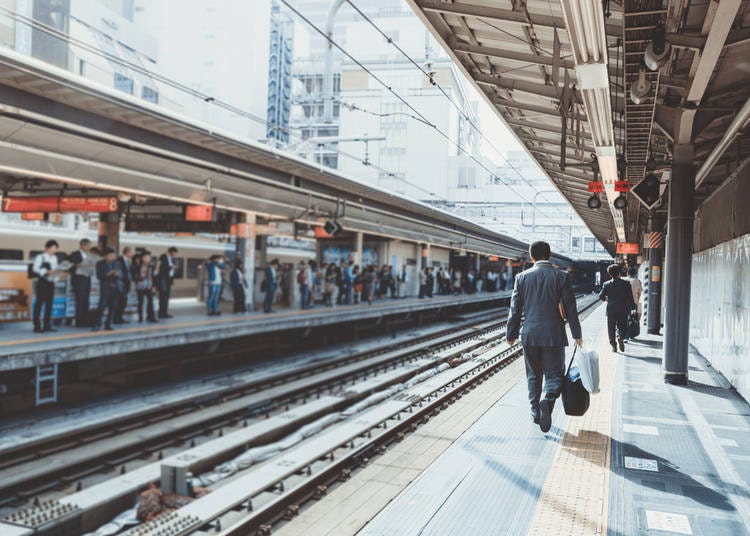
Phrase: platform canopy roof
[{"left": 408, "top": 0, "right": 750, "bottom": 255}]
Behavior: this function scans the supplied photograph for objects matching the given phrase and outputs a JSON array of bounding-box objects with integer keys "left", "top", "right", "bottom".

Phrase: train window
[
  {"left": 0, "top": 249, "right": 23, "bottom": 260},
  {"left": 186, "top": 258, "right": 205, "bottom": 279}
]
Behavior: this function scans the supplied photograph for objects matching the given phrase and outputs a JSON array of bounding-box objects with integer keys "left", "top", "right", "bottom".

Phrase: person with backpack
[{"left": 31, "top": 240, "right": 60, "bottom": 333}]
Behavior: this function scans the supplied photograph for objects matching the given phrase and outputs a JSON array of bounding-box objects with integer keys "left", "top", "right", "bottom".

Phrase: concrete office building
[{"left": 132, "top": 0, "right": 271, "bottom": 141}]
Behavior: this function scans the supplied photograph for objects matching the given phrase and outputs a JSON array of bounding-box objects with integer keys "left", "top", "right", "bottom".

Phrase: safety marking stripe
[
  {"left": 0, "top": 294, "right": 500, "bottom": 347},
  {"left": 527, "top": 326, "right": 616, "bottom": 536}
]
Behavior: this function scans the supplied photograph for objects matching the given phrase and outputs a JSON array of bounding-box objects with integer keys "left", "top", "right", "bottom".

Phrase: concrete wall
[{"left": 690, "top": 233, "right": 750, "bottom": 401}]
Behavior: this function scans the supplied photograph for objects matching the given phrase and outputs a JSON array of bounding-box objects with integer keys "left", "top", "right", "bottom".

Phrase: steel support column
[
  {"left": 662, "top": 151, "right": 694, "bottom": 385},
  {"left": 646, "top": 217, "right": 664, "bottom": 335},
  {"left": 97, "top": 212, "right": 120, "bottom": 253},
  {"left": 234, "top": 212, "right": 256, "bottom": 310}
]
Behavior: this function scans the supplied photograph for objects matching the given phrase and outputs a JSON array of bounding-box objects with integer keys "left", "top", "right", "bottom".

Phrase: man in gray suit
[{"left": 507, "top": 241, "right": 582, "bottom": 432}]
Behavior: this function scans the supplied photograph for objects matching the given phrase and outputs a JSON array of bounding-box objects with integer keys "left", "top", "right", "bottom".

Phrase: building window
[
  {"left": 114, "top": 73, "right": 134, "bottom": 94},
  {"left": 571, "top": 237, "right": 581, "bottom": 250},
  {"left": 584, "top": 237, "right": 596, "bottom": 252},
  {"left": 142, "top": 86, "right": 159, "bottom": 104}
]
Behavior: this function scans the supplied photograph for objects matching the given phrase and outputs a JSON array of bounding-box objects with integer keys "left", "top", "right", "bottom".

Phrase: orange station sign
[
  {"left": 2, "top": 196, "right": 119, "bottom": 213},
  {"left": 616, "top": 242, "right": 640, "bottom": 254}
]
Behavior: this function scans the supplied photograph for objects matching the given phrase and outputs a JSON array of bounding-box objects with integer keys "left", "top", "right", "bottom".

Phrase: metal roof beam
[
  {"left": 452, "top": 39, "right": 575, "bottom": 69},
  {"left": 475, "top": 72, "right": 583, "bottom": 103},
  {"left": 416, "top": 0, "right": 621, "bottom": 35},
  {"left": 686, "top": 0, "right": 742, "bottom": 104}
]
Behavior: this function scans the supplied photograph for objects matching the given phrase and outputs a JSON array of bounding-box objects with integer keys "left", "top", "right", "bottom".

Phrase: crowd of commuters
[
  {"left": 30, "top": 239, "right": 182, "bottom": 332},
  {"left": 29, "top": 240, "right": 523, "bottom": 330},
  {"left": 255, "top": 260, "right": 516, "bottom": 313}
]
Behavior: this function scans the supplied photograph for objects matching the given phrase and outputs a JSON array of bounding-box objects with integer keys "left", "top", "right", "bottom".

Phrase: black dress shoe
[
  {"left": 44, "top": 327, "right": 57, "bottom": 333},
  {"left": 104, "top": 326, "right": 114, "bottom": 331},
  {"left": 611, "top": 344, "right": 618, "bottom": 353},
  {"left": 618, "top": 338, "right": 625, "bottom": 352},
  {"left": 33, "top": 327, "right": 44, "bottom": 333},
  {"left": 539, "top": 400, "right": 552, "bottom": 433}
]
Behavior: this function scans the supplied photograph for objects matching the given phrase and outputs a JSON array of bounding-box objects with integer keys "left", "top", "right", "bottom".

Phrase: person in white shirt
[
  {"left": 32, "top": 240, "right": 60, "bottom": 333},
  {"left": 625, "top": 267, "right": 643, "bottom": 318}
]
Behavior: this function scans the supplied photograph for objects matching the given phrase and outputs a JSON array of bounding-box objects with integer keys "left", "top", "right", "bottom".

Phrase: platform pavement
[
  {"left": 0, "top": 291, "right": 509, "bottom": 372},
  {"left": 276, "top": 304, "right": 750, "bottom": 536}
]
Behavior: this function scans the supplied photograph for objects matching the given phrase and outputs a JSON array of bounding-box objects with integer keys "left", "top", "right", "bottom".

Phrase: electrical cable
[
  {"left": 344, "top": 0, "right": 561, "bottom": 206},
  {"left": 281, "top": 0, "right": 560, "bottom": 222}
]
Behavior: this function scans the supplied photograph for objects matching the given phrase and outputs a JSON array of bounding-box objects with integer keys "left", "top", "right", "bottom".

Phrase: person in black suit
[
  {"left": 93, "top": 248, "right": 123, "bottom": 331},
  {"left": 598, "top": 264, "right": 637, "bottom": 353},
  {"left": 114, "top": 246, "right": 134, "bottom": 324},
  {"left": 507, "top": 241, "right": 582, "bottom": 432},
  {"left": 68, "top": 238, "right": 92, "bottom": 327},
  {"left": 263, "top": 258, "right": 279, "bottom": 313},
  {"left": 157, "top": 247, "right": 179, "bottom": 318}
]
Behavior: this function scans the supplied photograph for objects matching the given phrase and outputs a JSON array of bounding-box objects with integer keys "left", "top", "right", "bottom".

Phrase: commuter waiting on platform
[
  {"left": 31, "top": 240, "right": 60, "bottom": 333},
  {"left": 599, "top": 264, "right": 637, "bottom": 353},
  {"left": 157, "top": 246, "right": 179, "bottom": 319},
  {"left": 262, "top": 258, "right": 279, "bottom": 313},
  {"left": 93, "top": 248, "right": 123, "bottom": 332},
  {"left": 297, "top": 260, "right": 310, "bottom": 310},
  {"left": 114, "top": 247, "right": 134, "bottom": 324},
  {"left": 133, "top": 252, "right": 157, "bottom": 323},
  {"left": 507, "top": 241, "right": 582, "bottom": 433},
  {"left": 625, "top": 266, "right": 643, "bottom": 319},
  {"left": 206, "top": 254, "right": 227, "bottom": 316},
  {"left": 230, "top": 260, "right": 248, "bottom": 314},
  {"left": 68, "top": 238, "right": 93, "bottom": 328}
]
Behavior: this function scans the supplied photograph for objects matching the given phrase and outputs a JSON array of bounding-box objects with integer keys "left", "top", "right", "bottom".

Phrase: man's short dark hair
[
  {"left": 627, "top": 267, "right": 637, "bottom": 277},
  {"left": 168, "top": 247, "right": 178, "bottom": 254},
  {"left": 104, "top": 247, "right": 116, "bottom": 256},
  {"left": 607, "top": 264, "right": 621, "bottom": 278},
  {"left": 45, "top": 240, "right": 59, "bottom": 249},
  {"left": 123, "top": 246, "right": 133, "bottom": 255},
  {"left": 79, "top": 238, "right": 90, "bottom": 247},
  {"left": 529, "top": 241, "right": 551, "bottom": 261}
]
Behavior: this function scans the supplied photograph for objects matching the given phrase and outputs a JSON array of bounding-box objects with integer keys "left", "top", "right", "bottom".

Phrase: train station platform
[
  {"left": 0, "top": 292, "right": 510, "bottom": 372},
  {"left": 276, "top": 304, "right": 750, "bottom": 536}
]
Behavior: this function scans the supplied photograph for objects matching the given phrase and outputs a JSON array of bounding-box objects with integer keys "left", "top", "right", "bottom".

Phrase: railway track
[{"left": 0, "top": 295, "right": 599, "bottom": 536}]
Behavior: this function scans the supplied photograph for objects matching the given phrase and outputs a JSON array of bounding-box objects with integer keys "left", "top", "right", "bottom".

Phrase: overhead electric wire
[
  {"left": 281, "top": 0, "right": 561, "bottom": 223},
  {"left": 344, "top": 0, "right": 561, "bottom": 206}
]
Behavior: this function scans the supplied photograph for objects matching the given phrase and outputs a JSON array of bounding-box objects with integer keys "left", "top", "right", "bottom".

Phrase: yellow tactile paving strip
[{"left": 528, "top": 330, "right": 617, "bottom": 536}]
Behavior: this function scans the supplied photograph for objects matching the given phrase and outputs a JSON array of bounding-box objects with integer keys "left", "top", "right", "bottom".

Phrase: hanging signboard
[
  {"left": 588, "top": 181, "right": 604, "bottom": 193},
  {"left": 125, "top": 212, "right": 231, "bottom": 233},
  {"left": 2, "top": 196, "right": 119, "bottom": 213},
  {"left": 185, "top": 205, "right": 214, "bottom": 222},
  {"left": 616, "top": 242, "right": 640, "bottom": 254},
  {"left": 614, "top": 180, "right": 630, "bottom": 192}
]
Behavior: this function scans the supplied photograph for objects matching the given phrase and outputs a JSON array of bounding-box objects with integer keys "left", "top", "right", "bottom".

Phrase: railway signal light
[
  {"left": 587, "top": 194, "right": 602, "bottom": 209},
  {"left": 323, "top": 219, "right": 342, "bottom": 236},
  {"left": 613, "top": 194, "right": 628, "bottom": 210},
  {"left": 632, "top": 174, "right": 661, "bottom": 208}
]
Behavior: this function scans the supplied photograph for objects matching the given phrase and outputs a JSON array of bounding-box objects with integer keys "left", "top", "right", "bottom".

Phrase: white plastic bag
[{"left": 577, "top": 346, "right": 600, "bottom": 394}]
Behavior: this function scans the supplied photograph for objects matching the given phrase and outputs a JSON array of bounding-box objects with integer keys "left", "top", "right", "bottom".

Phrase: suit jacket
[
  {"left": 507, "top": 261, "right": 582, "bottom": 347},
  {"left": 117, "top": 256, "right": 132, "bottom": 291},
  {"left": 598, "top": 278, "right": 636, "bottom": 316},
  {"left": 96, "top": 259, "right": 124, "bottom": 291},
  {"left": 264, "top": 266, "right": 277, "bottom": 292},
  {"left": 157, "top": 254, "right": 175, "bottom": 286}
]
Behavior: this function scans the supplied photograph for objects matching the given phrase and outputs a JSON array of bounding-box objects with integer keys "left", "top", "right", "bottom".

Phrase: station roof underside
[
  {"left": 0, "top": 49, "right": 569, "bottom": 262},
  {"left": 408, "top": 0, "right": 750, "bottom": 254}
]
